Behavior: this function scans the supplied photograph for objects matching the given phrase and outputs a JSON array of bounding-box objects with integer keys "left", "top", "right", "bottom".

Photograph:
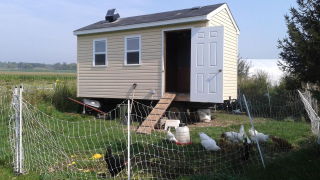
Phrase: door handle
[{"left": 219, "top": 69, "right": 222, "bottom": 72}]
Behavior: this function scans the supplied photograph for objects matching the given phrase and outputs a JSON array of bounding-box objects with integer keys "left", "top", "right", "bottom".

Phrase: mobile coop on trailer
[{"left": 74, "top": 3, "right": 240, "bottom": 133}]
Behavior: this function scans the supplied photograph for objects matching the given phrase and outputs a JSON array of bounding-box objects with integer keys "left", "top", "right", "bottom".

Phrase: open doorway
[{"left": 164, "top": 29, "right": 191, "bottom": 95}]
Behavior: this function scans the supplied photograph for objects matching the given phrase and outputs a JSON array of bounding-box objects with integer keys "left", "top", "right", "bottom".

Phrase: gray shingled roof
[{"left": 74, "top": 3, "right": 225, "bottom": 32}]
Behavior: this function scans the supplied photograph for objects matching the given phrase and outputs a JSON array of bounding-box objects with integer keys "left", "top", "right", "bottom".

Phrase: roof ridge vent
[
  {"left": 105, "top": 9, "right": 120, "bottom": 22},
  {"left": 190, "top": 6, "right": 202, "bottom": 10}
]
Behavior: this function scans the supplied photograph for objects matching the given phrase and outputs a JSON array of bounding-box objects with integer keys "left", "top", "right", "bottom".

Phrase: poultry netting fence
[{"left": 0, "top": 88, "right": 319, "bottom": 179}]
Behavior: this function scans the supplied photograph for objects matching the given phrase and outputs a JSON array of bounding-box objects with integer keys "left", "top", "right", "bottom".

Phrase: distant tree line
[{"left": 0, "top": 61, "right": 77, "bottom": 71}]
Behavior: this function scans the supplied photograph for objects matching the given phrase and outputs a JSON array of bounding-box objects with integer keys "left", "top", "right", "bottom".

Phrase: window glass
[
  {"left": 95, "top": 54, "right": 106, "bottom": 65},
  {"left": 95, "top": 41, "right": 106, "bottom": 53},
  {"left": 126, "top": 52, "right": 139, "bottom": 64},
  {"left": 127, "top": 38, "right": 139, "bottom": 51},
  {"left": 93, "top": 39, "right": 107, "bottom": 66}
]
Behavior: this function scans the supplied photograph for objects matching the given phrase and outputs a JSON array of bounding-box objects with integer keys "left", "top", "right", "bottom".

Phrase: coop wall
[
  {"left": 209, "top": 9, "right": 238, "bottom": 100},
  {"left": 77, "top": 22, "right": 206, "bottom": 100}
]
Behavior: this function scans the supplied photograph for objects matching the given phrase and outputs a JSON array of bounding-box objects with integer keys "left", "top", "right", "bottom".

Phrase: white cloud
[{"left": 248, "top": 59, "right": 284, "bottom": 83}]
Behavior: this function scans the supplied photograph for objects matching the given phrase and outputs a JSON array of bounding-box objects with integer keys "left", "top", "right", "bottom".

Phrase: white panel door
[{"left": 190, "top": 26, "right": 224, "bottom": 103}]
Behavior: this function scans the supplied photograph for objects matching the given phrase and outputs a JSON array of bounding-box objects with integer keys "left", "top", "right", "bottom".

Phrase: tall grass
[
  {"left": 22, "top": 80, "right": 79, "bottom": 112},
  {"left": 52, "top": 81, "right": 78, "bottom": 112}
]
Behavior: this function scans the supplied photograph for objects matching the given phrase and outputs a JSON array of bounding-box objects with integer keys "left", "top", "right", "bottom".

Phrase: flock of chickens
[
  {"left": 103, "top": 125, "right": 293, "bottom": 177},
  {"left": 168, "top": 125, "right": 294, "bottom": 160}
]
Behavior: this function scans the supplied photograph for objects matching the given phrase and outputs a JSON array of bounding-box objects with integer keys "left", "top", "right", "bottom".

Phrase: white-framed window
[
  {"left": 93, "top": 38, "right": 107, "bottom": 66},
  {"left": 125, "top": 35, "right": 141, "bottom": 65}
]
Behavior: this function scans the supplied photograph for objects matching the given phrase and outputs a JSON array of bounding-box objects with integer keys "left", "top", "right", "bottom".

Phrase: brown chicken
[
  {"left": 219, "top": 138, "right": 251, "bottom": 161},
  {"left": 218, "top": 139, "right": 241, "bottom": 153},
  {"left": 270, "top": 135, "right": 294, "bottom": 150}
]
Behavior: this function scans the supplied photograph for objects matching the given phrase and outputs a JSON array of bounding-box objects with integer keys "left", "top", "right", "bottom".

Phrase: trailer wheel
[
  {"left": 167, "top": 102, "right": 187, "bottom": 123},
  {"left": 189, "top": 108, "right": 199, "bottom": 122}
]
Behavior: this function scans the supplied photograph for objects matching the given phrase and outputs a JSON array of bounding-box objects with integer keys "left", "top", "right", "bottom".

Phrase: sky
[{"left": 0, "top": 0, "right": 297, "bottom": 77}]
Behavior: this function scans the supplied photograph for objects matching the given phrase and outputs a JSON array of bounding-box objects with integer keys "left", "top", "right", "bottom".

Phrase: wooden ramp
[{"left": 136, "top": 93, "right": 176, "bottom": 135}]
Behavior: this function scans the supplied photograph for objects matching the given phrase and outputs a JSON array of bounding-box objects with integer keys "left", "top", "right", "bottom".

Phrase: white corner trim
[
  {"left": 124, "top": 34, "right": 141, "bottom": 66},
  {"left": 74, "top": 16, "right": 208, "bottom": 35},
  {"left": 206, "top": 4, "right": 240, "bottom": 35},
  {"left": 93, "top": 38, "right": 108, "bottom": 67}
]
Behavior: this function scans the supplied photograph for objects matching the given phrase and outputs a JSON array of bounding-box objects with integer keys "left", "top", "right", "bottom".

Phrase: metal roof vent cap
[
  {"left": 190, "top": 6, "right": 202, "bottom": 10},
  {"left": 105, "top": 9, "right": 120, "bottom": 22}
]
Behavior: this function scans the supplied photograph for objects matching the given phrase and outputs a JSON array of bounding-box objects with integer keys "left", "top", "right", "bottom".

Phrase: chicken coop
[{"left": 74, "top": 3, "right": 240, "bottom": 133}]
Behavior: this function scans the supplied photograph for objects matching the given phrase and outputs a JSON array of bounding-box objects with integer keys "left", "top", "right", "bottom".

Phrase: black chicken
[
  {"left": 104, "top": 148, "right": 127, "bottom": 177},
  {"left": 241, "top": 137, "right": 252, "bottom": 161}
]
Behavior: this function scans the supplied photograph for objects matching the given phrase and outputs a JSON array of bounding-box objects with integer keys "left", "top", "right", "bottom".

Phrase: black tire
[{"left": 166, "top": 102, "right": 187, "bottom": 123}]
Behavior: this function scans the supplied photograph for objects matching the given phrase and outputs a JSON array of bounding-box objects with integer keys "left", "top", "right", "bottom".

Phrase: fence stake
[
  {"left": 243, "top": 94, "right": 266, "bottom": 169},
  {"left": 238, "top": 87, "right": 243, "bottom": 112},
  {"left": 127, "top": 100, "right": 131, "bottom": 180},
  {"left": 19, "top": 85, "right": 23, "bottom": 174},
  {"left": 14, "top": 86, "right": 19, "bottom": 173},
  {"left": 267, "top": 85, "right": 272, "bottom": 117}
]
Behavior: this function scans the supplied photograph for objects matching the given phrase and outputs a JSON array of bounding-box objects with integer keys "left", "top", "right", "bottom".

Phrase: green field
[
  {"left": 0, "top": 68, "right": 76, "bottom": 73},
  {"left": 0, "top": 71, "right": 76, "bottom": 83},
  {"left": 0, "top": 71, "right": 319, "bottom": 179}
]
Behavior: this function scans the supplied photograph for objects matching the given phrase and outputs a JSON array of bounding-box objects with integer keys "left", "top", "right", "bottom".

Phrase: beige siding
[
  {"left": 77, "top": 22, "right": 206, "bottom": 100},
  {"left": 209, "top": 9, "right": 238, "bottom": 100}
]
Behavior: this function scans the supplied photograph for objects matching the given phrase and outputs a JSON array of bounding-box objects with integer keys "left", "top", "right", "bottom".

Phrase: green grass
[
  {"left": 2, "top": 145, "right": 319, "bottom": 180},
  {"left": 0, "top": 75, "right": 318, "bottom": 179},
  {"left": 0, "top": 102, "right": 316, "bottom": 179},
  {"left": 177, "top": 145, "right": 320, "bottom": 180}
]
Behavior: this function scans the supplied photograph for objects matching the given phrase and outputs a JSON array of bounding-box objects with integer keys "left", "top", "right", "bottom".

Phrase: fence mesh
[{"left": 0, "top": 89, "right": 319, "bottom": 179}]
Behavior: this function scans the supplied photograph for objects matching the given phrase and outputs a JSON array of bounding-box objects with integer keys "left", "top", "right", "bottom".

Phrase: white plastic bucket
[{"left": 176, "top": 123, "right": 190, "bottom": 143}]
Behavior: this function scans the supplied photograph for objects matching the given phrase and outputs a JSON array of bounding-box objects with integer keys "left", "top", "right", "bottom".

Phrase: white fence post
[
  {"left": 19, "top": 85, "right": 23, "bottom": 174},
  {"left": 13, "top": 86, "right": 19, "bottom": 173},
  {"left": 127, "top": 99, "right": 131, "bottom": 180},
  {"left": 238, "top": 87, "right": 243, "bottom": 112},
  {"left": 267, "top": 85, "right": 272, "bottom": 117},
  {"left": 243, "top": 94, "right": 266, "bottom": 169}
]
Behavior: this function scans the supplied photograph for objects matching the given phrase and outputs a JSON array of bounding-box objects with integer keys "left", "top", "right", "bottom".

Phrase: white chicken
[
  {"left": 166, "top": 127, "right": 178, "bottom": 143},
  {"left": 239, "top": 125, "right": 251, "bottom": 144},
  {"left": 199, "top": 132, "right": 220, "bottom": 151},
  {"left": 248, "top": 127, "right": 258, "bottom": 137},
  {"left": 221, "top": 132, "right": 243, "bottom": 143},
  {"left": 249, "top": 127, "right": 269, "bottom": 143},
  {"left": 232, "top": 109, "right": 242, "bottom": 114},
  {"left": 197, "top": 109, "right": 211, "bottom": 122}
]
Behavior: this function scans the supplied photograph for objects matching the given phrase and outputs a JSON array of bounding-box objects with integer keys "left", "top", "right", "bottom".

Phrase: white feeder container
[{"left": 176, "top": 123, "right": 190, "bottom": 143}]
